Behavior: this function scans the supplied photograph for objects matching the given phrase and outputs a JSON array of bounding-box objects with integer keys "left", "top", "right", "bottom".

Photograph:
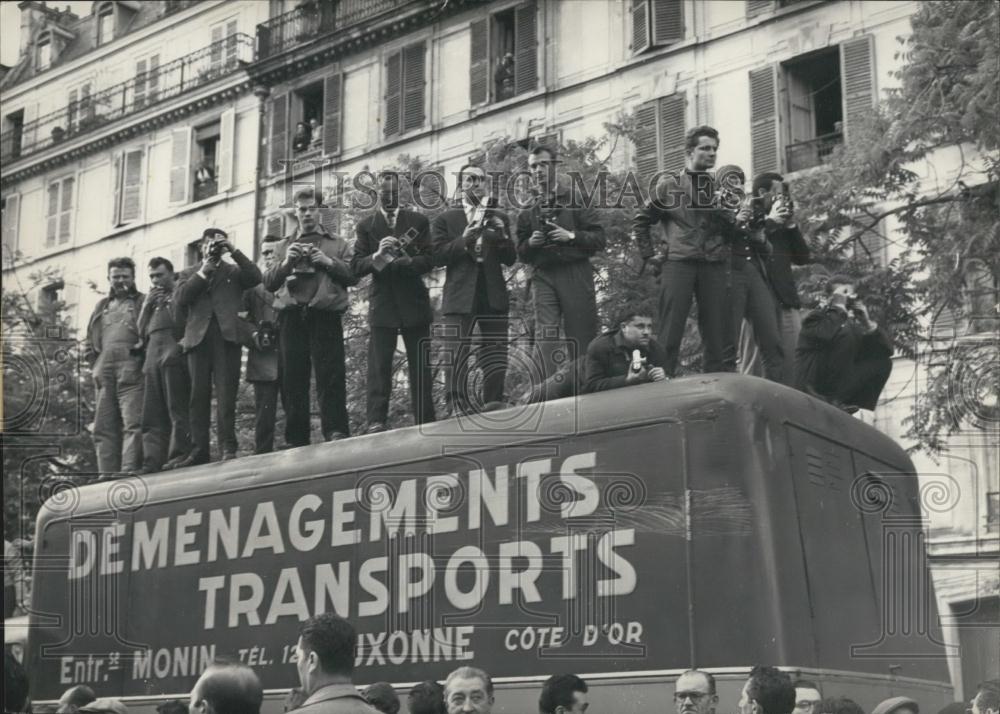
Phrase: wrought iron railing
[
  {"left": 1, "top": 34, "right": 254, "bottom": 165},
  {"left": 785, "top": 131, "right": 843, "bottom": 173},
  {"left": 256, "top": 0, "right": 410, "bottom": 60}
]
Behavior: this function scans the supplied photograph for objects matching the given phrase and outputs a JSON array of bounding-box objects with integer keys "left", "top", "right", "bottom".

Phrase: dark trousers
[
  {"left": 727, "top": 263, "right": 784, "bottom": 381},
  {"left": 279, "top": 308, "right": 348, "bottom": 445},
  {"left": 799, "top": 335, "right": 893, "bottom": 411},
  {"left": 367, "top": 324, "right": 436, "bottom": 426},
  {"left": 252, "top": 381, "right": 280, "bottom": 454},
  {"left": 187, "top": 317, "right": 241, "bottom": 461},
  {"left": 140, "top": 357, "right": 191, "bottom": 470},
  {"left": 532, "top": 261, "right": 598, "bottom": 379},
  {"left": 658, "top": 260, "right": 732, "bottom": 376}
]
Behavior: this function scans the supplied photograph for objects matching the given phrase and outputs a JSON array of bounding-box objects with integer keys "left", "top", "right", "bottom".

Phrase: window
[
  {"left": 632, "top": 93, "right": 687, "bottom": 188},
  {"left": 292, "top": 82, "right": 324, "bottom": 154},
  {"left": 3, "top": 110, "right": 25, "bottom": 160},
  {"left": 97, "top": 3, "right": 115, "bottom": 46},
  {"left": 385, "top": 42, "right": 426, "bottom": 137},
  {"left": 193, "top": 122, "right": 220, "bottom": 201},
  {"left": 268, "top": 73, "right": 342, "bottom": 172},
  {"left": 630, "top": 0, "right": 684, "bottom": 54},
  {"left": 169, "top": 109, "right": 235, "bottom": 204},
  {"left": 988, "top": 492, "right": 999, "bottom": 534},
  {"left": 67, "top": 83, "right": 94, "bottom": 134},
  {"left": 749, "top": 35, "right": 874, "bottom": 176},
  {"left": 113, "top": 149, "right": 145, "bottom": 226},
  {"left": 185, "top": 238, "right": 202, "bottom": 268},
  {"left": 210, "top": 18, "right": 239, "bottom": 76},
  {"left": 46, "top": 177, "right": 75, "bottom": 248},
  {"left": 1, "top": 193, "right": 20, "bottom": 255},
  {"left": 470, "top": 3, "right": 538, "bottom": 106},
  {"left": 134, "top": 55, "right": 161, "bottom": 109},
  {"left": 37, "top": 35, "right": 52, "bottom": 71},
  {"left": 38, "top": 279, "right": 65, "bottom": 312}
]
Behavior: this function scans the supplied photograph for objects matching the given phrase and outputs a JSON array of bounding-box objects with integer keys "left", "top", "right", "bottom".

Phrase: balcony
[
  {"left": 1, "top": 34, "right": 253, "bottom": 166},
  {"left": 785, "top": 131, "right": 843, "bottom": 173},
  {"left": 256, "top": 0, "right": 412, "bottom": 60}
]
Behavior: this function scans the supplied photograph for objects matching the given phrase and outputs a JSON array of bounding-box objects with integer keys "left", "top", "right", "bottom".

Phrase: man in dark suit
[
  {"left": 584, "top": 307, "right": 668, "bottom": 394},
  {"left": 431, "top": 164, "right": 516, "bottom": 416},
  {"left": 243, "top": 235, "right": 283, "bottom": 454},
  {"left": 174, "top": 229, "right": 261, "bottom": 466},
  {"left": 351, "top": 174, "right": 436, "bottom": 432}
]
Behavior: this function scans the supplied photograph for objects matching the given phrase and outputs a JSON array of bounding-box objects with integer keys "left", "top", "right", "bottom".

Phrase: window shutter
[
  {"left": 211, "top": 24, "right": 224, "bottom": 69},
  {"left": 148, "top": 54, "right": 160, "bottom": 103},
  {"left": 81, "top": 84, "right": 94, "bottom": 122},
  {"left": 46, "top": 183, "right": 59, "bottom": 247},
  {"left": 59, "top": 178, "right": 74, "bottom": 244},
  {"left": 135, "top": 58, "right": 147, "bottom": 108},
  {"left": 121, "top": 149, "right": 144, "bottom": 223},
  {"left": 652, "top": 0, "right": 684, "bottom": 45},
  {"left": 319, "top": 207, "right": 339, "bottom": 237},
  {"left": 112, "top": 152, "right": 123, "bottom": 224},
  {"left": 225, "top": 19, "right": 239, "bottom": 68},
  {"left": 265, "top": 214, "right": 284, "bottom": 240},
  {"left": 384, "top": 50, "right": 402, "bottom": 137},
  {"left": 269, "top": 93, "right": 288, "bottom": 174},
  {"left": 633, "top": 100, "right": 659, "bottom": 189},
  {"left": 68, "top": 88, "right": 78, "bottom": 131},
  {"left": 169, "top": 127, "right": 192, "bottom": 204},
  {"left": 659, "top": 93, "right": 686, "bottom": 175},
  {"left": 840, "top": 35, "right": 875, "bottom": 143},
  {"left": 746, "top": 0, "right": 773, "bottom": 18},
  {"left": 218, "top": 108, "right": 236, "bottom": 193},
  {"left": 2, "top": 193, "right": 20, "bottom": 254},
  {"left": 469, "top": 18, "right": 489, "bottom": 106},
  {"left": 631, "top": 0, "right": 651, "bottom": 54},
  {"left": 749, "top": 65, "right": 779, "bottom": 175},
  {"left": 514, "top": 2, "right": 538, "bottom": 96},
  {"left": 323, "top": 72, "right": 343, "bottom": 156},
  {"left": 402, "top": 42, "right": 426, "bottom": 133}
]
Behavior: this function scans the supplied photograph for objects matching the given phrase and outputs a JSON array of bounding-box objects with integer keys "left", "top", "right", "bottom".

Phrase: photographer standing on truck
[
  {"left": 243, "top": 235, "right": 283, "bottom": 454},
  {"left": 265, "top": 187, "right": 358, "bottom": 445},
  {"left": 351, "top": 173, "right": 436, "bottom": 433},
  {"left": 175, "top": 229, "right": 261, "bottom": 466},
  {"left": 795, "top": 276, "right": 893, "bottom": 413}
]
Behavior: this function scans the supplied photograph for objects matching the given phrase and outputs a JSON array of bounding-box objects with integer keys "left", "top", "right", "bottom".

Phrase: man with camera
[
  {"left": 243, "top": 235, "right": 283, "bottom": 454},
  {"left": 584, "top": 306, "right": 667, "bottom": 394},
  {"left": 175, "top": 229, "right": 262, "bottom": 466},
  {"left": 264, "top": 187, "right": 358, "bottom": 445},
  {"left": 432, "top": 164, "right": 516, "bottom": 417},
  {"left": 137, "top": 257, "right": 191, "bottom": 473},
  {"left": 86, "top": 257, "right": 146, "bottom": 476},
  {"left": 351, "top": 173, "right": 436, "bottom": 433},
  {"left": 517, "top": 144, "right": 606, "bottom": 382},
  {"left": 795, "top": 276, "right": 893, "bottom": 413}
]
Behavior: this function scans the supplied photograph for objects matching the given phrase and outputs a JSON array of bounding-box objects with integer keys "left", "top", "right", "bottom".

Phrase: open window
[
  {"left": 193, "top": 122, "right": 220, "bottom": 201},
  {"left": 470, "top": 3, "right": 538, "bottom": 107},
  {"left": 782, "top": 46, "right": 843, "bottom": 173},
  {"left": 3, "top": 109, "right": 25, "bottom": 160},
  {"left": 169, "top": 109, "right": 235, "bottom": 205},
  {"left": 45, "top": 176, "right": 75, "bottom": 248},
  {"left": 269, "top": 72, "right": 342, "bottom": 172},
  {"left": 292, "top": 81, "right": 324, "bottom": 154}
]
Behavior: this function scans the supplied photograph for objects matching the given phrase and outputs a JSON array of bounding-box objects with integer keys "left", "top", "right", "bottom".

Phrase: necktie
[{"left": 385, "top": 210, "right": 396, "bottom": 229}]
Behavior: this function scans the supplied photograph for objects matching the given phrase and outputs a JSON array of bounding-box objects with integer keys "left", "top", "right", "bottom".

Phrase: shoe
[
  {"left": 162, "top": 454, "right": 192, "bottom": 470},
  {"left": 221, "top": 451, "right": 238, "bottom": 461},
  {"left": 325, "top": 432, "right": 348, "bottom": 442},
  {"left": 135, "top": 465, "right": 160, "bottom": 475},
  {"left": 173, "top": 454, "right": 209, "bottom": 470},
  {"left": 366, "top": 422, "right": 388, "bottom": 434}
]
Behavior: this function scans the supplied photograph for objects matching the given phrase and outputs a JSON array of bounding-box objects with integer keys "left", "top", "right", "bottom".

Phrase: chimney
[{"left": 17, "top": 1, "right": 57, "bottom": 60}]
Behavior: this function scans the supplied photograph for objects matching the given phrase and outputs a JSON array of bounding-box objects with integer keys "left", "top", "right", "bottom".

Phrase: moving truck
[{"left": 25, "top": 375, "right": 953, "bottom": 712}]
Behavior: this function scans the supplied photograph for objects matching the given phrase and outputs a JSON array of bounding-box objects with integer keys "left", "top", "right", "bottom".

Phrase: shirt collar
[{"left": 301, "top": 683, "right": 365, "bottom": 707}]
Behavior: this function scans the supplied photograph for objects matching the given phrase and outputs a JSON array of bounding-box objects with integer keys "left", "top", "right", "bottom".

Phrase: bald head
[
  {"left": 190, "top": 662, "right": 263, "bottom": 714},
  {"left": 58, "top": 685, "right": 97, "bottom": 713}
]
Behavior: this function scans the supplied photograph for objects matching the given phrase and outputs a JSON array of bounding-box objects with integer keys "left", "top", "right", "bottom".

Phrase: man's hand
[
  {"left": 309, "top": 246, "right": 333, "bottom": 269},
  {"left": 767, "top": 197, "right": 792, "bottom": 225},
  {"left": 625, "top": 366, "right": 648, "bottom": 384},
  {"left": 645, "top": 254, "right": 666, "bottom": 278},
  {"left": 393, "top": 254, "right": 413, "bottom": 267},
  {"left": 546, "top": 222, "right": 574, "bottom": 243},
  {"left": 375, "top": 237, "right": 398, "bottom": 257},
  {"left": 528, "top": 230, "right": 547, "bottom": 247},
  {"left": 736, "top": 202, "right": 753, "bottom": 225},
  {"left": 284, "top": 243, "right": 303, "bottom": 266},
  {"left": 200, "top": 256, "right": 218, "bottom": 275},
  {"left": 216, "top": 239, "right": 235, "bottom": 255},
  {"left": 851, "top": 301, "right": 877, "bottom": 332},
  {"left": 648, "top": 367, "right": 667, "bottom": 382}
]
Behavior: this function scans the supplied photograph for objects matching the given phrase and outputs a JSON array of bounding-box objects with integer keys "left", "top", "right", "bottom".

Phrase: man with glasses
[
  {"left": 444, "top": 666, "right": 494, "bottom": 714},
  {"left": 674, "top": 669, "right": 718, "bottom": 714},
  {"left": 792, "top": 681, "right": 822, "bottom": 714}
]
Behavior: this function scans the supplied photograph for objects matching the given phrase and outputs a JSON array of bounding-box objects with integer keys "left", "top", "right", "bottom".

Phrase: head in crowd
[
  {"left": 260, "top": 234, "right": 282, "bottom": 270},
  {"left": 148, "top": 256, "right": 176, "bottom": 292},
  {"left": 824, "top": 274, "right": 858, "bottom": 303},
  {"left": 685, "top": 125, "right": 719, "bottom": 172},
  {"left": 283, "top": 688, "right": 307, "bottom": 712},
  {"left": 58, "top": 685, "right": 98, "bottom": 713},
  {"left": 792, "top": 680, "right": 823, "bottom": 714},
  {"left": 972, "top": 681, "right": 1000, "bottom": 714},
  {"left": 872, "top": 697, "right": 919, "bottom": 714},
  {"left": 378, "top": 172, "right": 401, "bottom": 212},
  {"left": 715, "top": 164, "right": 747, "bottom": 209},
  {"left": 674, "top": 669, "right": 718, "bottom": 714},
  {"left": 295, "top": 121, "right": 309, "bottom": 138},
  {"left": 293, "top": 187, "right": 323, "bottom": 234},
  {"left": 365, "top": 682, "right": 401, "bottom": 714},
  {"left": 458, "top": 163, "right": 487, "bottom": 204},
  {"left": 816, "top": 697, "right": 864, "bottom": 714},
  {"left": 739, "top": 666, "right": 796, "bottom": 714},
  {"left": 539, "top": 673, "right": 589, "bottom": 714},
  {"left": 752, "top": 172, "right": 785, "bottom": 198},
  {"left": 615, "top": 305, "right": 655, "bottom": 350},
  {"left": 156, "top": 700, "right": 190, "bottom": 714},
  {"left": 4, "top": 648, "right": 29, "bottom": 714},
  {"left": 200, "top": 228, "right": 229, "bottom": 259},
  {"left": 444, "top": 666, "right": 494, "bottom": 714},
  {"left": 409, "top": 680, "right": 447, "bottom": 714},
  {"left": 528, "top": 144, "right": 559, "bottom": 192},
  {"left": 79, "top": 698, "right": 130, "bottom": 714},
  {"left": 107, "top": 256, "right": 137, "bottom": 297},
  {"left": 188, "top": 660, "right": 263, "bottom": 714},
  {"left": 295, "top": 612, "right": 357, "bottom": 696}
]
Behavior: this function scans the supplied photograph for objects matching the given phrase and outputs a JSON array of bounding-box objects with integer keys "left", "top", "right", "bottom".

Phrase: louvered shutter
[
  {"left": 269, "top": 93, "right": 288, "bottom": 174},
  {"left": 402, "top": 42, "right": 426, "bottom": 132},
  {"left": 148, "top": 54, "right": 160, "bottom": 103},
  {"left": 514, "top": 2, "right": 537, "bottom": 95},
  {"left": 169, "top": 127, "right": 192, "bottom": 204},
  {"left": 659, "top": 93, "right": 686, "bottom": 175},
  {"left": 633, "top": 100, "right": 659, "bottom": 189},
  {"left": 319, "top": 207, "right": 340, "bottom": 237},
  {"left": 46, "top": 183, "right": 59, "bottom": 247},
  {"left": 121, "top": 149, "right": 143, "bottom": 223},
  {"left": 80, "top": 84, "right": 93, "bottom": 122},
  {"left": 211, "top": 24, "right": 224, "bottom": 71},
  {"left": 323, "top": 72, "right": 343, "bottom": 155},
  {"left": 2, "top": 193, "right": 20, "bottom": 254},
  {"left": 749, "top": 65, "right": 779, "bottom": 175},
  {"left": 652, "top": 0, "right": 684, "bottom": 45},
  {"left": 469, "top": 18, "right": 489, "bottom": 106},
  {"left": 112, "top": 152, "right": 123, "bottom": 225},
  {"left": 225, "top": 19, "right": 239, "bottom": 68},
  {"left": 68, "top": 89, "right": 78, "bottom": 131},
  {"left": 265, "top": 214, "right": 284, "bottom": 240},
  {"left": 384, "top": 50, "right": 402, "bottom": 137},
  {"left": 218, "top": 108, "right": 235, "bottom": 192},
  {"left": 631, "top": 0, "right": 651, "bottom": 54},
  {"left": 135, "top": 58, "right": 148, "bottom": 108},
  {"left": 840, "top": 35, "right": 875, "bottom": 142},
  {"left": 746, "top": 0, "right": 773, "bottom": 18},
  {"left": 59, "top": 178, "right": 74, "bottom": 244}
]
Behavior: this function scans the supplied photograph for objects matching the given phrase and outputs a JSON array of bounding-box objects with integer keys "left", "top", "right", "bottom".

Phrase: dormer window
[
  {"left": 37, "top": 34, "right": 51, "bottom": 70},
  {"left": 97, "top": 2, "right": 115, "bottom": 46}
]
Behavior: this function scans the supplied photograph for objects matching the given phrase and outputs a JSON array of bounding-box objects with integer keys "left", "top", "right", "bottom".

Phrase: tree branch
[{"left": 832, "top": 193, "right": 961, "bottom": 249}]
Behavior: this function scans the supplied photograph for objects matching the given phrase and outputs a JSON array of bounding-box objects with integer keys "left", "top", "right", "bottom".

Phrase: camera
[
  {"left": 290, "top": 242, "right": 317, "bottom": 274},
  {"left": 207, "top": 239, "right": 226, "bottom": 260},
  {"left": 254, "top": 321, "right": 278, "bottom": 352}
]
